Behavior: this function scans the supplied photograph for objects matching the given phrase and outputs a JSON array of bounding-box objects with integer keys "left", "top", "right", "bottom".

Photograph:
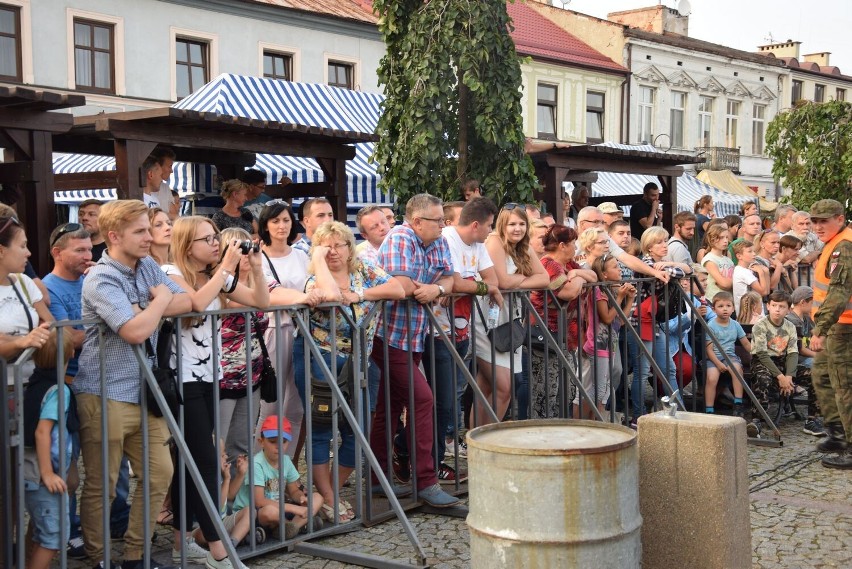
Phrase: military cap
[{"left": 809, "top": 199, "right": 844, "bottom": 219}]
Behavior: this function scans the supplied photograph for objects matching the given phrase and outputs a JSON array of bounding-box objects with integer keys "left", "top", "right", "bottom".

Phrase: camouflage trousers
[
  {"left": 530, "top": 348, "right": 577, "bottom": 419},
  {"left": 812, "top": 326, "right": 852, "bottom": 443},
  {"left": 750, "top": 356, "right": 818, "bottom": 418}
]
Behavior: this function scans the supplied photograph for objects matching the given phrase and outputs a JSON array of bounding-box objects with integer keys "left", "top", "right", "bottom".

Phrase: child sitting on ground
[
  {"left": 784, "top": 286, "right": 823, "bottom": 436},
  {"left": 749, "top": 291, "right": 804, "bottom": 438},
  {"left": 731, "top": 239, "right": 770, "bottom": 315},
  {"left": 738, "top": 291, "right": 765, "bottom": 326},
  {"left": 705, "top": 292, "right": 751, "bottom": 417},
  {"left": 232, "top": 415, "right": 323, "bottom": 540},
  {"left": 23, "top": 331, "right": 77, "bottom": 569}
]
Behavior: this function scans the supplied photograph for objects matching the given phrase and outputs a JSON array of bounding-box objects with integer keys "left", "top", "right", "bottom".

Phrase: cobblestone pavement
[{"left": 67, "top": 418, "right": 849, "bottom": 569}]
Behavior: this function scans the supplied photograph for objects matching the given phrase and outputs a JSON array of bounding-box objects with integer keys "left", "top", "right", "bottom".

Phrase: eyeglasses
[
  {"left": 417, "top": 216, "right": 446, "bottom": 226},
  {"left": 595, "top": 239, "right": 609, "bottom": 245},
  {"left": 584, "top": 219, "right": 605, "bottom": 226},
  {"left": 326, "top": 242, "right": 350, "bottom": 253},
  {"left": 0, "top": 216, "right": 20, "bottom": 235},
  {"left": 51, "top": 223, "right": 82, "bottom": 247},
  {"left": 193, "top": 233, "right": 221, "bottom": 246}
]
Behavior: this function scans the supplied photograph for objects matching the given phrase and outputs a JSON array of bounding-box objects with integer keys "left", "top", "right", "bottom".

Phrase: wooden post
[
  {"left": 114, "top": 139, "right": 156, "bottom": 200},
  {"left": 658, "top": 174, "right": 676, "bottom": 233}
]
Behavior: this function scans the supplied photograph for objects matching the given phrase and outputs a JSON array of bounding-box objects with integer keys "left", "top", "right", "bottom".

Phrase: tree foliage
[
  {"left": 372, "top": 0, "right": 538, "bottom": 206},
  {"left": 765, "top": 100, "right": 852, "bottom": 216}
]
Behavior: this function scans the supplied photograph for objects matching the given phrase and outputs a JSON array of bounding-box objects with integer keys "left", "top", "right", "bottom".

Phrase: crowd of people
[{"left": 2, "top": 162, "right": 851, "bottom": 569}]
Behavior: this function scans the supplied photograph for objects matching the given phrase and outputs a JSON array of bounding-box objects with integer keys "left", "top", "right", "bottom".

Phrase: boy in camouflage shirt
[{"left": 749, "top": 290, "right": 807, "bottom": 436}]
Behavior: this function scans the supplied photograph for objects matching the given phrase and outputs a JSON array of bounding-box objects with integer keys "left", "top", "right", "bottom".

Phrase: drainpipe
[{"left": 623, "top": 42, "right": 632, "bottom": 144}]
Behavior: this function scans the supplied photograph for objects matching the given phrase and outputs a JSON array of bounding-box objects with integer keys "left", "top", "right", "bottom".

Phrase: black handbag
[
  {"left": 309, "top": 356, "right": 354, "bottom": 425},
  {"left": 478, "top": 305, "right": 525, "bottom": 353},
  {"left": 253, "top": 315, "right": 278, "bottom": 403},
  {"left": 145, "top": 320, "right": 182, "bottom": 419}
]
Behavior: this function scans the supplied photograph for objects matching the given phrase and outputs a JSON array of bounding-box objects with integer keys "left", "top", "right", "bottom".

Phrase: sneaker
[
  {"left": 438, "top": 462, "right": 468, "bottom": 485},
  {"left": 68, "top": 537, "right": 86, "bottom": 560},
  {"left": 418, "top": 483, "right": 460, "bottom": 508},
  {"left": 204, "top": 551, "right": 248, "bottom": 569},
  {"left": 172, "top": 536, "right": 208, "bottom": 561},
  {"left": 123, "top": 559, "right": 178, "bottom": 569},
  {"left": 371, "top": 482, "right": 413, "bottom": 498},
  {"left": 732, "top": 404, "right": 745, "bottom": 418},
  {"left": 283, "top": 521, "right": 300, "bottom": 540},
  {"left": 803, "top": 417, "right": 826, "bottom": 437},
  {"left": 746, "top": 420, "right": 761, "bottom": 438},
  {"left": 392, "top": 449, "right": 411, "bottom": 483}
]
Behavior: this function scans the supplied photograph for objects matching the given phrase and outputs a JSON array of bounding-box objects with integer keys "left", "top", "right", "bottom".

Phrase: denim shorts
[
  {"left": 706, "top": 355, "right": 741, "bottom": 370},
  {"left": 24, "top": 482, "right": 69, "bottom": 550}
]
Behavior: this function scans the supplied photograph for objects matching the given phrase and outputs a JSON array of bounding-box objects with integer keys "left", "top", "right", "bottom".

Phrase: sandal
[
  {"left": 319, "top": 502, "right": 353, "bottom": 523},
  {"left": 156, "top": 507, "right": 174, "bottom": 526},
  {"left": 340, "top": 499, "right": 355, "bottom": 520}
]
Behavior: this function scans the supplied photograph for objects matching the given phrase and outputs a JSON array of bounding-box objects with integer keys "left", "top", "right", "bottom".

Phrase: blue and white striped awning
[{"left": 174, "top": 74, "right": 390, "bottom": 206}]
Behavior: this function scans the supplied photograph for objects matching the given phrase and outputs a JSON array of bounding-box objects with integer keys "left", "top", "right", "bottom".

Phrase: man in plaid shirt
[{"left": 369, "top": 194, "right": 459, "bottom": 508}]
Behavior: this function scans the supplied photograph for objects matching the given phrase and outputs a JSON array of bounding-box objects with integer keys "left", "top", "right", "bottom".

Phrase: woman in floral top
[{"left": 293, "top": 221, "right": 404, "bottom": 523}]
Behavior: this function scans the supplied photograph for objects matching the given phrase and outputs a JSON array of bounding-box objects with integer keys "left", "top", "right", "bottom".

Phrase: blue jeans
[
  {"left": 633, "top": 326, "right": 679, "bottom": 418},
  {"left": 423, "top": 337, "right": 469, "bottom": 460},
  {"left": 109, "top": 456, "right": 130, "bottom": 538},
  {"left": 293, "top": 341, "right": 357, "bottom": 468}
]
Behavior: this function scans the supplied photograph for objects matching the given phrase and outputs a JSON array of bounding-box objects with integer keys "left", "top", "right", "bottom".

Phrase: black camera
[{"left": 238, "top": 240, "right": 260, "bottom": 254}]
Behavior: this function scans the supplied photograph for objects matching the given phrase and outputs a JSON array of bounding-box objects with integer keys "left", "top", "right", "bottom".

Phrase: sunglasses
[
  {"left": 265, "top": 199, "right": 289, "bottom": 208},
  {"left": 503, "top": 203, "right": 522, "bottom": 211},
  {"left": 0, "top": 216, "right": 20, "bottom": 235},
  {"left": 51, "top": 223, "right": 82, "bottom": 247}
]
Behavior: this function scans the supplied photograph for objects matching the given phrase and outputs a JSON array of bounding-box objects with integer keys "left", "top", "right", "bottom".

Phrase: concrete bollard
[{"left": 638, "top": 411, "right": 751, "bottom": 569}]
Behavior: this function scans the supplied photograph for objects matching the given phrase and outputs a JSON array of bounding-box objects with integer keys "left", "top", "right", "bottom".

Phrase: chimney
[
  {"left": 608, "top": 5, "right": 689, "bottom": 36},
  {"left": 802, "top": 52, "right": 831, "bottom": 67},
  {"left": 757, "top": 40, "right": 801, "bottom": 59}
]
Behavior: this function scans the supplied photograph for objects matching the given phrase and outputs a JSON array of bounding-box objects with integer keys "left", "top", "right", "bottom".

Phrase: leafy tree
[
  {"left": 372, "top": 0, "right": 538, "bottom": 206},
  {"left": 766, "top": 100, "right": 852, "bottom": 216}
]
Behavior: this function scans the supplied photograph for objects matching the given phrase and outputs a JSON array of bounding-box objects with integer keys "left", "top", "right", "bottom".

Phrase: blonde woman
[
  {"left": 472, "top": 205, "right": 549, "bottom": 426},
  {"left": 577, "top": 227, "right": 610, "bottom": 269},
  {"left": 295, "top": 221, "right": 404, "bottom": 522},
  {"left": 212, "top": 179, "right": 255, "bottom": 235},
  {"left": 147, "top": 207, "right": 172, "bottom": 266},
  {"left": 528, "top": 218, "right": 548, "bottom": 259},
  {"left": 162, "top": 216, "right": 268, "bottom": 568}
]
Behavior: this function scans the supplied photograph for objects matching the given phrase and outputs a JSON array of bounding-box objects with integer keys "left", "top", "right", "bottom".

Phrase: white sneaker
[
  {"left": 205, "top": 551, "right": 249, "bottom": 569},
  {"left": 172, "top": 536, "right": 208, "bottom": 561}
]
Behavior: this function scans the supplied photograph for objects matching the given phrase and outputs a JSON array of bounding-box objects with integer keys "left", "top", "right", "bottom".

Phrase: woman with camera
[
  {"left": 162, "top": 216, "right": 268, "bottom": 568},
  {"left": 294, "top": 221, "right": 404, "bottom": 523}
]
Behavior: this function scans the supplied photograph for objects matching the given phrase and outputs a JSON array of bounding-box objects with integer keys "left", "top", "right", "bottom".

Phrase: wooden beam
[
  {"left": 95, "top": 119, "right": 357, "bottom": 160},
  {"left": 51, "top": 135, "right": 116, "bottom": 156},
  {"left": 54, "top": 171, "right": 116, "bottom": 190},
  {"left": 565, "top": 171, "right": 599, "bottom": 184},
  {"left": 114, "top": 139, "right": 156, "bottom": 200},
  {"left": 544, "top": 154, "right": 685, "bottom": 177},
  {"left": 658, "top": 175, "right": 675, "bottom": 233},
  {"left": 274, "top": 182, "right": 334, "bottom": 200},
  {"left": 16, "top": 131, "right": 56, "bottom": 275},
  {"left": 0, "top": 161, "right": 35, "bottom": 183},
  {"left": 0, "top": 109, "right": 74, "bottom": 133}
]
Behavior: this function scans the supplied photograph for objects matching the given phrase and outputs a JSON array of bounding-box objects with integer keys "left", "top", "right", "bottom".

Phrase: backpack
[{"left": 23, "top": 368, "right": 79, "bottom": 448}]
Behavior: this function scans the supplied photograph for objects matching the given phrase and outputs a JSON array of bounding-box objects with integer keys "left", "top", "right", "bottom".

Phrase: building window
[
  {"left": 792, "top": 80, "right": 803, "bottom": 103},
  {"left": 175, "top": 38, "right": 208, "bottom": 99},
  {"left": 536, "top": 83, "right": 557, "bottom": 139},
  {"left": 0, "top": 4, "right": 21, "bottom": 81},
  {"left": 670, "top": 91, "right": 685, "bottom": 148},
  {"left": 814, "top": 84, "right": 825, "bottom": 103},
  {"left": 725, "top": 100, "right": 739, "bottom": 148},
  {"left": 637, "top": 86, "right": 655, "bottom": 143},
  {"left": 698, "top": 96, "right": 713, "bottom": 147},
  {"left": 586, "top": 91, "right": 605, "bottom": 143},
  {"left": 752, "top": 104, "right": 765, "bottom": 155},
  {"left": 263, "top": 50, "right": 291, "bottom": 81},
  {"left": 838, "top": 88, "right": 847, "bottom": 102},
  {"left": 327, "top": 61, "right": 352, "bottom": 89},
  {"left": 73, "top": 19, "right": 114, "bottom": 93}
]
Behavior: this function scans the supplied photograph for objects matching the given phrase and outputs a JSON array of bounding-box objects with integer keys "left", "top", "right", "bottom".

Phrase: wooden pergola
[
  {"left": 531, "top": 143, "right": 705, "bottom": 231},
  {"left": 0, "top": 86, "right": 85, "bottom": 274}
]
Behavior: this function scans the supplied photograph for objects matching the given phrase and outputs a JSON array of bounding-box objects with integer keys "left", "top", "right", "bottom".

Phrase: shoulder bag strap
[
  {"left": 9, "top": 276, "right": 34, "bottom": 332},
  {"left": 261, "top": 250, "right": 281, "bottom": 284},
  {"left": 251, "top": 314, "right": 271, "bottom": 361}
]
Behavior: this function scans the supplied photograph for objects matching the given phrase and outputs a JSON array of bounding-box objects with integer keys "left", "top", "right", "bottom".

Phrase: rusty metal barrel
[{"left": 466, "top": 419, "right": 641, "bottom": 568}]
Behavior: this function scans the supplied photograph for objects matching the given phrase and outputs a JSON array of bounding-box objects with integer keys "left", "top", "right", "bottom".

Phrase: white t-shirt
[
  {"left": 143, "top": 192, "right": 160, "bottom": 208},
  {"left": 161, "top": 265, "right": 222, "bottom": 384},
  {"left": 433, "top": 226, "right": 494, "bottom": 334},
  {"left": 1, "top": 274, "right": 43, "bottom": 381},
  {"left": 732, "top": 265, "right": 758, "bottom": 314},
  {"left": 261, "top": 248, "right": 310, "bottom": 291}
]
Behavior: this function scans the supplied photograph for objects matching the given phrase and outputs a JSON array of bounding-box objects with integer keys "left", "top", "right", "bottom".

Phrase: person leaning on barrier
[
  {"left": 807, "top": 199, "right": 852, "bottom": 469},
  {"left": 368, "top": 193, "right": 460, "bottom": 508},
  {"left": 161, "top": 216, "right": 268, "bottom": 568},
  {"left": 472, "top": 204, "right": 549, "bottom": 426},
  {"left": 147, "top": 207, "right": 172, "bottom": 266},
  {"left": 295, "top": 221, "right": 404, "bottom": 523},
  {"left": 577, "top": 227, "right": 609, "bottom": 268},
  {"left": 355, "top": 205, "right": 391, "bottom": 265},
  {"left": 777, "top": 234, "right": 803, "bottom": 293},
  {"left": 666, "top": 211, "right": 696, "bottom": 266},
  {"left": 528, "top": 218, "right": 548, "bottom": 259},
  {"left": 530, "top": 225, "right": 596, "bottom": 419},
  {"left": 293, "top": 198, "right": 334, "bottom": 255},
  {"left": 72, "top": 200, "right": 191, "bottom": 569},
  {"left": 787, "top": 210, "right": 824, "bottom": 266}
]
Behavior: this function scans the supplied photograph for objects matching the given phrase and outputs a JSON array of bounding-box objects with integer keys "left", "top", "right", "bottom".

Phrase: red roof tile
[
  {"left": 248, "top": 0, "right": 378, "bottom": 24},
  {"left": 507, "top": 2, "right": 626, "bottom": 73}
]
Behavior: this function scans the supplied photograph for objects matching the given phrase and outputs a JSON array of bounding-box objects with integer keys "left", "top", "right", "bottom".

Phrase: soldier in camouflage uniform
[
  {"left": 808, "top": 199, "right": 852, "bottom": 470},
  {"left": 748, "top": 291, "right": 802, "bottom": 436}
]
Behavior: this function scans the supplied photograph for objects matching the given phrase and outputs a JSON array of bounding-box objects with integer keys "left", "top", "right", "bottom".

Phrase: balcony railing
[{"left": 695, "top": 146, "right": 740, "bottom": 173}]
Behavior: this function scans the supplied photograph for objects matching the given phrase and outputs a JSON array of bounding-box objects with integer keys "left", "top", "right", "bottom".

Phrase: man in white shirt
[
  {"left": 292, "top": 198, "right": 334, "bottom": 254},
  {"left": 787, "top": 210, "right": 823, "bottom": 265},
  {"left": 152, "top": 148, "right": 176, "bottom": 213},
  {"left": 140, "top": 155, "right": 164, "bottom": 208},
  {"left": 355, "top": 205, "right": 391, "bottom": 265},
  {"left": 666, "top": 211, "right": 696, "bottom": 266}
]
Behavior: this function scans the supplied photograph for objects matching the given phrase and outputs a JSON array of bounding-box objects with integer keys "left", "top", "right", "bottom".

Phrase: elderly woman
[
  {"left": 633, "top": 227, "right": 693, "bottom": 420},
  {"left": 212, "top": 179, "right": 255, "bottom": 235},
  {"left": 294, "top": 221, "right": 404, "bottom": 523},
  {"left": 577, "top": 227, "right": 609, "bottom": 268},
  {"left": 472, "top": 205, "right": 549, "bottom": 426},
  {"left": 528, "top": 218, "right": 548, "bottom": 259},
  {"left": 530, "top": 224, "right": 596, "bottom": 419}
]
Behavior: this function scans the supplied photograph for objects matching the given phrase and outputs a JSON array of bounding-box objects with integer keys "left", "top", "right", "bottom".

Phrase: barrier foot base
[
  {"left": 748, "top": 436, "right": 783, "bottom": 448},
  {"left": 293, "top": 542, "right": 431, "bottom": 568},
  {"left": 417, "top": 503, "right": 469, "bottom": 518}
]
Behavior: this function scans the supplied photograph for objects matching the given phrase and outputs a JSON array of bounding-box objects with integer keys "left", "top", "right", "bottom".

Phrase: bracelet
[{"left": 475, "top": 281, "right": 489, "bottom": 296}]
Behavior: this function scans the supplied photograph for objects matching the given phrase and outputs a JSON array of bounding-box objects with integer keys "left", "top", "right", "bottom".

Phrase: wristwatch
[
  {"left": 437, "top": 284, "right": 446, "bottom": 297},
  {"left": 355, "top": 287, "right": 365, "bottom": 303}
]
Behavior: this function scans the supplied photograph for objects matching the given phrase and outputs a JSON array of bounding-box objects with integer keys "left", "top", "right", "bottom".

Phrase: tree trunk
[{"left": 457, "top": 70, "right": 469, "bottom": 183}]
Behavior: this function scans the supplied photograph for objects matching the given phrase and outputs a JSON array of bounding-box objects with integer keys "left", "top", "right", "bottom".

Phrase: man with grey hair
[
  {"left": 355, "top": 205, "right": 391, "bottom": 264},
  {"left": 369, "top": 193, "right": 460, "bottom": 508},
  {"left": 787, "top": 210, "right": 824, "bottom": 265},
  {"left": 773, "top": 204, "right": 797, "bottom": 234},
  {"left": 577, "top": 206, "right": 670, "bottom": 282}
]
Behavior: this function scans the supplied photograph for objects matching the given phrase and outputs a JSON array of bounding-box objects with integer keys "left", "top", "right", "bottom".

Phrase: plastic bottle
[{"left": 487, "top": 302, "right": 500, "bottom": 329}]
